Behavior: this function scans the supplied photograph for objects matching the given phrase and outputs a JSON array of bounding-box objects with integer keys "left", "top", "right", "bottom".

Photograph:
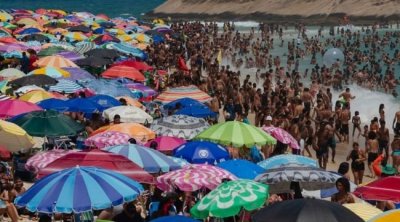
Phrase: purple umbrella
[
  {"left": 125, "top": 83, "right": 157, "bottom": 97},
  {"left": 0, "top": 43, "right": 29, "bottom": 52},
  {"left": 57, "top": 51, "right": 83, "bottom": 61},
  {"left": 62, "top": 67, "right": 95, "bottom": 80}
]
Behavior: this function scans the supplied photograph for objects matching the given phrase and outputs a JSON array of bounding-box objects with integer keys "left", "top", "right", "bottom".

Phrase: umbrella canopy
[
  {"left": 93, "top": 34, "right": 120, "bottom": 44},
  {"left": 255, "top": 163, "right": 341, "bottom": 194},
  {"left": 64, "top": 32, "right": 88, "bottom": 41},
  {"left": 48, "top": 79, "right": 83, "bottom": 94},
  {"left": 194, "top": 121, "right": 276, "bottom": 148},
  {"left": 252, "top": 199, "right": 363, "bottom": 222},
  {"left": 15, "top": 166, "right": 144, "bottom": 213},
  {"left": 174, "top": 141, "right": 230, "bottom": 164},
  {"left": 68, "top": 24, "right": 91, "bottom": 33},
  {"left": 113, "top": 60, "right": 153, "bottom": 71},
  {"left": 0, "top": 68, "right": 25, "bottom": 80},
  {"left": 25, "top": 149, "right": 78, "bottom": 173},
  {"left": 56, "top": 51, "right": 84, "bottom": 61},
  {"left": 38, "top": 149, "right": 154, "bottom": 184},
  {"left": 73, "top": 42, "right": 97, "bottom": 55},
  {"left": 343, "top": 203, "right": 382, "bottom": 221},
  {"left": 257, "top": 154, "right": 318, "bottom": 169},
  {"left": 21, "top": 33, "right": 49, "bottom": 42},
  {"left": 217, "top": 159, "right": 265, "bottom": 180},
  {"left": 75, "top": 56, "right": 113, "bottom": 67},
  {"left": 191, "top": 180, "right": 269, "bottom": 219},
  {"left": 150, "top": 115, "right": 210, "bottom": 140},
  {"left": 164, "top": 97, "right": 205, "bottom": 109},
  {"left": 12, "top": 110, "right": 84, "bottom": 137},
  {"left": 9, "top": 75, "right": 58, "bottom": 87},
  {"left": 29, "top": 67, "right": 70, "bottom": 78},
  {"left": 64, "top": 98, "right": 103, "bottom": 113},
  {"left": 88, "top": 94, "right": 121, "bottom": 110},
  {"left": 263, "top": 126, "right": 300, "bottom": 149},
  {"left": 156, "top": 164, "right": 237, "bottom": 192},
  {"left": 102, "top": 105, "right": 153, "bottom": 124},
  {"left": 37, "top": 98, "right": 69, "bottom": 112},
  {"left": 0, "top": 119, "right": 34, "bottom": 152},
  {"left": 124, "top": 83, "right": 157, "bottom": 97},
  {"left": 37, "top": 46, "right": 65, "bottom": 56},
  {"left": 175, "top": 104, "right": 217, "bottom": 118},
  {"left": 0, "top": 99, "right": 42, "bottom": 119},
  {"left": 62, "top": 67, "right": 95, "bottom": 80},
  {"left": 15, "top": 85, "right": 45, "bottom": 94},
  {"left": 85, "top": 131, "right": 130, "bottom": 149},
  {"left": 35, "top": 55, "right": 78, "bottom": 68},
  {"left": 19, "top": 90, "right": 55, "bottom": 103},
  {"left": 102, "top": 65, "right": 145, "bottom": 81},
  {"left": 170, "top": 157, "right": 191, "bottom": 167},
  {"left": 151, "top": 216, "right": 199, "bottom": 222},
  {"left": 104, "top": 144, "right": 181, "bottom": 173},
  {"left": 145, "top": 136, "right": 186, "bottom": 152},
  {"left": 368, "top": 209, "right": 400, "bottom": 222},
  {"left": 353, "top": 176, "right": 400, "bottom": 202},
  {"left": 155, "top": 85, "right": 212, "bottom": 104},
  {"left": 0, "top": 146, "right": 11, "bottom": 159},
  {"left": 92, "top": 123, "right": 156, "bottom": 143},
  {"left": 84, "top": 48, "right": 119, "bottom": 59}
]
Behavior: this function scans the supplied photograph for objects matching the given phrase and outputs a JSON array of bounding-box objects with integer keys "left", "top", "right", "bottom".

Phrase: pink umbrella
[
  {"left": 262, "top": 126, "right": 300, "bottom": 149},
  {"left": 145, "top": 136, "right": 186, "bottom": 151},
  {"left": 156, "top": 164, "right": 237, "bottom": 192},
  {"left": 0, "top": 99, "right": 42, "bottom": 119},
  {"left": 85, "top": 131, "right": 130, "bottom": 149},
  {"left": 25, "top": 149, "right": 79, "bottom": 173}
]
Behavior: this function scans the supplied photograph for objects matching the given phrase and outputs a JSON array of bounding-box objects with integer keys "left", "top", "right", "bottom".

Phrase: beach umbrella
[
  {"left": 36, "top": 98, "right": 69, "bottom": 112},
  {"left": 0, "top": 43, "right": 29, "bottom": 52},
  {"left": 61, "top": 67, "right": 95, "bottom": 80},
  {"left": 15, "top": 166, "right": 144, "bottom": 213},
  {"left": 0, "top": 146, "right": 11, "bottom": 159},
  {"left": 14, "top": 85, "right": 44, "bottom": 95},
  {"left": 257, "top": 154, "right": 318, "bottom": 169},
  {"left": 15, "top": 27, "right": 41, "bottom": 35},
  {"left": 48, "top": 79, "right": 83, "bottom": 94},
  {"left": 75, "top": 56, "right": 113, "bottom": 67},
  {"left": 37, "top": 46, "right": 65, "bottom": 56},
  {"left": 28, "top": 67, "right": 70, "bottom": 78},
  {"left": 194, "top": 121, "right": 276, "bottom": 148},
  {"left": 156, "top": 164, "right": 237, "bottom": 192},
  {"left": 92, "top": 123, "right": 156, "bottom": 143},
  {"left": 175, "top": 104, "right": 217, "bottom": 118},
  {"left": 109, "top": 43, "right": 146, "bottom": 59},
  {"left": 302, "top": 179, "right": 357, "bottom": 199},
  {"left": 25, "top": 149, "right": 79, "bottom": 173},
  {"left": 0, "top": 99, "right": 42, "bottom": 119},
  {"left": 174, "top": 141, "right": 230, "bottom": 164},
  {"left": 73, "top": 42, "right": 97, "bottom": 55},
  {"left": 0, "top": 68, "right": 25, "bottom": 80},
  {"left": 150, "top": 115, "right": 210, "bottom": 140},
  {"left": 102, "top": 65, "right": 145, "bottom": 81},
  {"left": 64, "top": 98, "right": 103, "bottom": 113},
  {"left": 12, "top": 110, "right": 84, "bottom": 137},
  {"left": 0, "top": 95, "right": 10, "bottom": 102},
  {"left": 79, "top": 79, "right": 136, "bottom": 98},
  {"left": 104, "top": 144, "right": 181, "bottom": 173},
  {"left": 164, "top": 97, "right": 205, "bottom": 109},
  {"left": 85, "top": 131, "right": 130, "bottom": 149},
  {"left": 217, "top": 159, "right": 265, "bottom": 180},
  {"left": 191, "top": 180, "right": 269, "bottom": 219},
  {"left": 155, "top": 85, "right": 212, "bottom": 104},
  {"left": 84, "top": 48, "right": 120, "bottom": 59},
  {"left": 99, "top": 21, "right": 115, "bottom": 28},
  {"left": 19, "top": 90, "right": 55, "bottom": 103},
  {"left": 93, "top": 34, "right": 120, "bottom": 45},
  {"left": 368, "top": 209, "right": 400, "bottom": 222},
  {"left": 68, "top": 24, "right": 91, "bottom": 33},
  {"left": 37, "top": 149, "right": 154, "bottom": 184},
  {"left": 113, "top": 60, "right": 153, "bottom": 71},
  {"left": 353, "top": 176, "right": 400, "bottom": 202},
  {"left": 255, "top": 163, "right": 341, "bottom": 194},
  {"left": 87, "top": 94, "right": 121, "bottom": 110},
  {"left": 252, "top": 199, "right": 363, "bottom": 222},
  {"left": 35, "top": 55, "right": 78, "bottom": 68},
  {"left": 116, "top": 96, "right": 144, "bottom": 108},
  {"left": 169, "top": 157, "right": 190, "bottom": 167},
  {"left": 16, "top": 18, "right": 38, "bottom": 26},
  {"left": 151, "top": 216, "right": 200, "bottom": 222},
  {"left": 263, "top": 126, "right": 300, "bottom": 149},
  {"left": 102, "top": 105, "right": 153, "bottom": 124},
  {"left": 343, "top": 203, "right": 382, "bottom": 221},
  {"left": 56, "top": 51, "right": 84, "bottom": 61},
  {"left": 131, "top": 33, "right": 151, "bottom": 43},
  {"left": 124, "top": 83, "right": 157, "bottom": 97},
  {"left": 0, "top": 11, "right": 13, "bottom": 22},
  {"left": 0, "top": 119, "right": 34, "bottom": 152},
  {"left": 9, "top": 75, "right": 58, "bottom": 87},
  {"left": 64, "top": 31, "right": 88, "bottom": 41},
  {"left": 21, "top": 33, "right": 49, "bottom": 42},
  {"left": 144, "top": 136, "right": 186, "bottom": 152}
]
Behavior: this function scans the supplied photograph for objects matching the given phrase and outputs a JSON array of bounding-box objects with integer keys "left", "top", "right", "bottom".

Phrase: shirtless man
[
  {"left": 301, "top": 88, "right": 313, "bottom": 117},
  {"left": 392, "top": 110, "right": 400, "bottom": 135},
  {"left": 391, "top": 134, "right": 400, "bottom": 172},
  {"left": 315, "top": 120, "right": 330, "bottom": 169},
  {"left": 377, "top": 120, "right": 390, "bottom": 159},
  {"left": 339, "top": 103, "right": 351, "bottom": 144},
  {"left": 209, "top": 94, "right": 220, "bottom": 123},
  {"left": 339, "top": 88, "right": 356, "bottom": 106}
]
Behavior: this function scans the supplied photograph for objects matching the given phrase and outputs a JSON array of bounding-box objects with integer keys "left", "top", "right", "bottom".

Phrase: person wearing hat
[{"left": 372, "top": 153, "right": 397, "bottom": 177}]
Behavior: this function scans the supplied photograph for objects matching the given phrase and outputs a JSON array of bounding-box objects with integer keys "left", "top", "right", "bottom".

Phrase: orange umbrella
[
  {"left": 91, "top": 123, "right": 155, "bottom": 143},
  {"left": 102, "top": 65, "right": 145, "bottom": 81},
  {"left": 116, "top": 96, "right": 144, "bottom": 109},
  {"left": 35, "top": 55, "right": 78, "bottom": 68}
]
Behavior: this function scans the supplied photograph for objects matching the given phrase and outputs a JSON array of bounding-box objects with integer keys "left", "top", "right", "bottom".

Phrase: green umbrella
[
  {"left": 12, "top": 110, "right": 84, "bottom": 137},
  {"left": 190, "top": 179, "right": 269, "bottom": 219},
  {"left": 38, "top": 46, "right": 66, "bottom": 57},
  {"left": 194, "top": 121, "right": 276, "bottom": 148}
]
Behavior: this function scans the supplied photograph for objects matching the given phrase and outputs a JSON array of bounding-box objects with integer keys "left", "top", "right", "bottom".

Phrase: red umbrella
[
  {"left": 112, "top": 60, "right": 153, "bottom": 71},
  {"left": 353, "top": 176, "right": 400, "bottom": 202},
  {"left": 38, "top": 149, "right": 154, "bottom": 184},
  {"left": 102, "top": 65, "right": 145, "bottom": 81},
  {"left": 93, "top": 34, "right": 120, "bottom": 45},
  {"left": 0, "top": 146, "right": 11, "bottom": 160}
]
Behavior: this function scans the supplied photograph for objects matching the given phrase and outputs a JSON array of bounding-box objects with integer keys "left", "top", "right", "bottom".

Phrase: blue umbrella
[
  {"left": 164, "top": 97, "right": 203, "bottom": 109},
  {"left": 217, "top": 159, "right": 265, "bottom": 179},
  {"left": 65, "top": 98, "right": 103, "bottom": 113},
  {"left": 37, "top": 98, "right": 69, "bottom": 112},
  {"left": 104, "top": 144, "right": 181, "bottom": 173},
  {"left": 257, "top": 154, "right": 318, "bottom": 170},
  {"left": 88, "top": 94, "right": 121, "bottom": 110},
  {"left": 175, "top": 104, "right": 217, "bottom": 118},
  {"left": 110, "top": 43, "right": 147, "bottom": 60},
  {"left": 80, "top": 79, "right": 136, "bottom": 98},
  {"left": 151, "top": 216, "right": 200, "bottom": 222},
  {"left": 174, "top": 141, "right": 230, "bottom": 164},
  {"left": 18, "top": 27, "right": 41, "bottom": 35},
  {"left": 14, "top": 166, "right": 143, "bottom": 213}
]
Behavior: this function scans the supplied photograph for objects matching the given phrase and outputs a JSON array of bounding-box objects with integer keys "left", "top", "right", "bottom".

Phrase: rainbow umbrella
[
  {"left": 35, "top": 55, "right": 78, "bottom": 68},
  {"left": 155, "top": 85, "right": 212, "bottom": 104},
  {"left": 28, "top": 67, "right": 70, "bottom": 78}
]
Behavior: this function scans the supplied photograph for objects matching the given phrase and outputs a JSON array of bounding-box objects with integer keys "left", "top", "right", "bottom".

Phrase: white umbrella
[
  {"left": 103, "top": 105, "right": 153, "bottom": 124},
  {"left": 15, "top": 85, "right": 44, "bottom": 95}
]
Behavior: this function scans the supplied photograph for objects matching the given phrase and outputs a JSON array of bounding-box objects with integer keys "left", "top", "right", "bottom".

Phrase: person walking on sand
[{"left": 346, "top": 142, "right": 366, "bottom": 185}]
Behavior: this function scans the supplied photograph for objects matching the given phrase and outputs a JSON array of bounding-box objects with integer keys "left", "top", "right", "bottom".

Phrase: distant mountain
[{"left": 148, "top": 0, "right": 400, "bottom": 24}]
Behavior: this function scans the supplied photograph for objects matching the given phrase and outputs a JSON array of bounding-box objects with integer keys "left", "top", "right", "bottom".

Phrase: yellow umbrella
[
  {"left": 368, "top": 209, "right": 400, "bottom": 222},
  {"left": 35, "top": 55, "right": 78, "bottom": 68},
  {"left": 65, "top": 32, "right": 88, "bottom": 41},
  {"left": 0, "top": 119, "right": 34, "bottom": 152},
  {"left": 19, "top": 90, "right": 55, "bottom": 103},
  {"left": 117, "top": 34, "right": 133, "bottom": 42},
  {"left": 0, "top": 11, "right": 13, "bottom": 22},
  {"left": 16, "top": 18, "right": 39, "bottom": 26},
  {"left": 29, "top": 67, "right": 70, "bottom": 78},
  {"left": 343, "top": 203, "right": 382, "bottom": 221},
  {"left": 48, "top": 28, "right": 68, "bottom": 34}
]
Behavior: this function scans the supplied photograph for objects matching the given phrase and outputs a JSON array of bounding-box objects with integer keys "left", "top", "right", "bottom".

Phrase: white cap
[{"left": 266, "top": 116, "right": 272, "bottom": 121}]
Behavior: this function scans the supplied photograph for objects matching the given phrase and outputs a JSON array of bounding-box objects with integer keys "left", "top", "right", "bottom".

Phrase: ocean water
[{"left": 0, "top": 0, "right": 165, "bottom": 18}]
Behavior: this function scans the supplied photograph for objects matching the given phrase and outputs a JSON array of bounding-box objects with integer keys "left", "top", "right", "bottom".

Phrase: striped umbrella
[
  {"left": 104, "top": 144, "right": 181, "bottom": 173},
  {"left": 73, "top": 42, "right": 97, "bottom": 55},
  {"left": 0, "top": 95, "right": 10, "bottom": 101},
  {"left": 28, "top": 67, "right": 70, "bottom": 78},
  {"left": 65, "top": 32, "right": 88, "bottom": 41},
  {"left": 109, "top": 43, "right": 146, "bottom": 59},
  {"left": 343, "top": 203, "right": 382, "bottom": 221},
  {"left": 156, "top": 164, "right": 237, "bottom": 192},
  {"left": 92, "top": 123, "right": 156, "bottom": 143},
  {"left": 15, "top": 166, "right": 144, "bottom": 213},
  {"left": 35, "top": 55, "right": 78, "bottom": 68},
  {"left": 25, "top": 149, "right": 78, "bottom": 173},
  {"left": 49, "top": 79, "right": 83, "bottom": 93},
  {"left": 263, "top": 126, "right": 300, "bottom": 149},
  {"left": 194, "top": 121, "right": 276, "bottom": 148},
  {"left": 155, "top": 85, "right": 212, "bottom": 104},
  {"left": 85, "top": 131, "right": 130, "bottom": 149},
  {"left": 257, "top": 154, "right": 318, "bottom": 170}
]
